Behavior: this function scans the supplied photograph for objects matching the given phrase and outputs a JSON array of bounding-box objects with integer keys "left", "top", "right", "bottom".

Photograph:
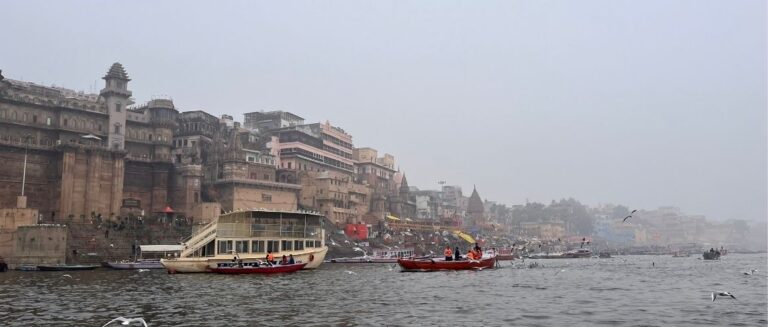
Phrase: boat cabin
[{"left": 184, "top": 210, "right": 325, "bottom": 258}]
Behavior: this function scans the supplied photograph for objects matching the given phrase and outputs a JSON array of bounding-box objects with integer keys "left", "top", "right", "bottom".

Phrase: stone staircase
[{"left": 66, "top": 219, "right": 193, "bottom": 264}]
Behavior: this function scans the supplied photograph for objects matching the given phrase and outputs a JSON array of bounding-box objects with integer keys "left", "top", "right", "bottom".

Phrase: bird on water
[{"left": 711, "top": 291, "right": 736, "bottom": 302}]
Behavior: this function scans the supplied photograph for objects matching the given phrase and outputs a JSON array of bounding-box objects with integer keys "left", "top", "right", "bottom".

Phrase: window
[
  {"left": 287, "top": 162, "right": 292, "bottom": 169},
  {"left": 266, "top": 240, "right": 279, "bottom": 253},
  {"left": 115, "top": 102, "right": 121, "bottom": 112},
  {"left": 305, "top": 240, "right": 314, "bottom": 248},
  {"left": 23, "top": 113, "right": 28, "bottom": 122},
  {"left": 97, "top": 124, "right": 102, "bottom": 131},
  {"left": 63, "top": 118, "right": 68, "bottom": 126},
  {"left": 148, "top": 134, "right": 153, "bottom": 141},
  {"left": 281, "top": 240, "right": 293, "bottom": 251},
  {"left": 314, "top": 240, "right": 322, "bottom": 248},
  {"left": 183, "top": 139, "right": 188, "bottom": 147},
  {"left": 46, "top": 117, "right": 51, "bottom": 126},
  {"left": 264, "top": 174, "right": 269, "bottom": 180},
  {"left": 217, "top": 240, "right": 233, "bottom": 255},
  {"left": 32, "top": 115, "right": 37, "bottom": 123},
  {"left": 194, "top": 192, "right": 199, "bottom": 203},
  {"left": 262, "top": 194, "right": 272, "bottom": 202},
  {"left": 114, "top": 124, "right": 121, "bottom": 134},
  {"left": 251, "top": 240, "right": 265, "bottom": 253},
  {"left": 294, "top": 240, "right": 304, "bottom": 251},
  {"left": 235, "top": 240, "right": 249, "bottom": 253}
]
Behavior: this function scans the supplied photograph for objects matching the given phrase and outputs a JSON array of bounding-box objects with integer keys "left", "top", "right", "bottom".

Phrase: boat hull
[
  {"left": 209, "top": 263, "right": 306, "bottom": 274},
  {"left": 397, "top": 257, "right": 496, "bottom": 272},
  {"left": 106, "top": 260, "right": 164, "bottom": 269},
  {"left": 702, "top": 252, "right": 721, "bottom": 260},
  {"left": 162, "top": 246, "right": 328, "bottom": 273}
]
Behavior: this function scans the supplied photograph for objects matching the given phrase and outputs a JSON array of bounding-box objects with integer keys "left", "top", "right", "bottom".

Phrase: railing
[
  {"left": 180, "top": 220, "right": 218, "bottom": 257},
  {"left": 216, "top": 223, "right": 322, "bottom": 239}
]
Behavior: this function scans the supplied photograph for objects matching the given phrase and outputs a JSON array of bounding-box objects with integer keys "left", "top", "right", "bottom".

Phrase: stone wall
[
  {"left": 217, "top": 185, "right": 297, "bottom": 212},
  {"left": 12, "top": 224, "right": 67, "bottom": 267},
  {"left": 0, "top": 208, "right": 39, "bottom": 262},
  {"left": 0, "top": 147, "right": 58, "bottom": 216}
]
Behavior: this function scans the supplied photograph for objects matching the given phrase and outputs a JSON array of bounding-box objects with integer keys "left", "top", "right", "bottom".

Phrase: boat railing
[
  {"left": 181, "top": 219, "right": 218, "bottom": 244},
  {"left": 180, "top": 222, "right": 219, "bottom": 257},
  {"left": 216, "top": 223, "right": 322, "bottom": 239}
]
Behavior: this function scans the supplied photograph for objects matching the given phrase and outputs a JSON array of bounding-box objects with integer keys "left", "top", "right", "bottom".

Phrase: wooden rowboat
[
  {"left": 397, "top": 257, "right": 496, "bottom": 272},
  {"left": 208, "top": 262, "right": 307, "bottom": 274}
]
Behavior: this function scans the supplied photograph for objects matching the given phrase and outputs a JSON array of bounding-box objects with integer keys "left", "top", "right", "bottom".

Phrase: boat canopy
[
  {"left": 139, "top": 245, "right": 184, "bottom": 252},
  {"left": 386, "top": 215, "right": 400, "bottom": 221},
  {"left": 453, "top": 231, "right": 476, "bottom": 244}
]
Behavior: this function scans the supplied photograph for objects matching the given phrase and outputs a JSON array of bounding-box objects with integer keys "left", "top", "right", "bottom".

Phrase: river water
[{"left": 1, "top": 254, "right": 766, "bottom": 326}]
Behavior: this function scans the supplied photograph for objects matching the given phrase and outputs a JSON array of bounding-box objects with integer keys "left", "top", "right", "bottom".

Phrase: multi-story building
[
  {"left": 0, "top": 63, "right": 177, "bottom": 220},
  {"left": 0, "top": 63, "right": 305, "bottom": 224},
  {"left": 244, "top": 110, "right": 304, "bottom": 132},
  {"left": 251, "top": 116, "right": 370, "bottom": 225}
]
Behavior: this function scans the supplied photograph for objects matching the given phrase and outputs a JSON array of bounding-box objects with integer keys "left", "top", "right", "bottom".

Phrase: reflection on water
[{"left": 0, "top": 254, "right": 766, "bottom": 326}]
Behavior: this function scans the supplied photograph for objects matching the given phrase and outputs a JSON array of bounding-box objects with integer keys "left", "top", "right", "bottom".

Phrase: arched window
[
  {"left": 11, "top": 111, "right": 17, "bottom": 120},
  {"left": 114, "top": 123, "right": 122, "bottom": 135}
]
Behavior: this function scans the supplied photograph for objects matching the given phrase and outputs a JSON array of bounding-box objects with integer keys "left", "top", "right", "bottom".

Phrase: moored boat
[
  {"left": 161, "top": 209, "right": 328, "bottom": 273},
  {"left": 495, "top": 248, "right": 518, "bottom": 261},
  {"left": 106, "top": 259, "right": 164, "bottom": 270},
  {"left": 208, "top": 262, "right": 306, "bottom": 274},
  {"left": 106, "top": 245, "right": 185, "bottom": 269},
  {"left": 397, "top": 257, "right": 496, "bottom": 272},
  {"left": 37, "top": 264, "right": 100, "bottom": 271}
]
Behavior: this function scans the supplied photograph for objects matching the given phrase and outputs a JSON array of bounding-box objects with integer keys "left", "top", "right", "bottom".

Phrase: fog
[{"left": 2, "top": 0, "right": 765, "bottom": 221}]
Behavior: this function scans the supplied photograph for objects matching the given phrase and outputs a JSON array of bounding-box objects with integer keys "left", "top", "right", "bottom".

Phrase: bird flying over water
[
  {"left": 102, "top": 317, "right": 148, "bottom": 327},
  {"left": 743, "top": 269, "right": 758, "bottom": 275},
  {"left": 711, "top": 291, "right": 736, "bottom": 302},
  {"left": 622, "top": 210, "right": 638, "bottom": 222}
]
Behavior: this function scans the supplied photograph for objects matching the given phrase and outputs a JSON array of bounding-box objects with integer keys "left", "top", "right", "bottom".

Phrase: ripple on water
[{"left": 0, "top": 254, "right": 766, "bottom": 326}]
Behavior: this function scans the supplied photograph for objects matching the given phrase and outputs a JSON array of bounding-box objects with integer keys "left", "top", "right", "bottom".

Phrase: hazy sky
[{"left": 2, "top": 1, "right": 766, "bottom": 222}]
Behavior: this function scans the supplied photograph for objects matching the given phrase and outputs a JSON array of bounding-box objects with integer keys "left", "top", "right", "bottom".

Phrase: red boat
[
  {"left": 397, "top": 257, "right": 496, "bottom": 272},
  {"left": 208, "top": 262, "right": 307, "bottom": 274}
]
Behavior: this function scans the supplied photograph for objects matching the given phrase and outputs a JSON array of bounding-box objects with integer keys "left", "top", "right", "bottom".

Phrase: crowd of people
[{"left": 443, "top": 243, "right": 487, "bottom": 261}]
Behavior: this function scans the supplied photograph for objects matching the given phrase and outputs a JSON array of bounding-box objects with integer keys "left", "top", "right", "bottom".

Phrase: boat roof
[
  {"left": 220, "top": 208, "right": 325, "bottom": 217},
  {"left": 139, "top": 245, "right": 184, "bottom": 252}
]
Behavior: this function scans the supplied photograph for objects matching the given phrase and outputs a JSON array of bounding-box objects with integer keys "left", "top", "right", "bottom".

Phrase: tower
[
  {"left": 100, "top": 63, "right": 132, "bottom": 151},
  {"left": 467, "top": 185, "right": 485, "bottom": 227}
]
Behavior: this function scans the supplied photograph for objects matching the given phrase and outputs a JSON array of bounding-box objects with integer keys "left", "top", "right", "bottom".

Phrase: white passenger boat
[{"left": 161, "top": 209, "right": 328, "bottom": 273}]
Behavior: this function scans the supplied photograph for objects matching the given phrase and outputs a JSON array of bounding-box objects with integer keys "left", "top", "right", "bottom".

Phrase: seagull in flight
[
  {"left": 102, "top": 317, "right": 148, "bottom": 327},
  {"left": 711, "top": 291, "right": 736, "bottom": 302},
  {"left": 623, "top": 210, "right": 637, "bottom": 223},
  {"left": 743, "top": 269, "right": 758, "bottom": 275},
  {"left": 61, "top": 274, "right": 72, "bottom": 278},
  {"left": 344, "top": 270, "right": 356, "bottom": 275}
]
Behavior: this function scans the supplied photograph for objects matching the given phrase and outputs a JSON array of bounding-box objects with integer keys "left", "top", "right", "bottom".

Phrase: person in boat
[
  {"left": 444, "top": 246, "right": 453, "bottom": 261},
  {"left": 454, "top": 247, "right": 461, "bottom": 261},
  {"left": 474, "top": 243, "right": 482, "bottom": 253},
  {"left": 281, "top": 255, "right": 288, "bottom": 265},
  {"left": 288, "top": 254, "right": 295, "bottom": 264},
  {"left": 266, "top": 251, "right": 275, "bottom": 265},
  {"left": 466, "top": 248, "right": 477, "bottom": 260}
]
